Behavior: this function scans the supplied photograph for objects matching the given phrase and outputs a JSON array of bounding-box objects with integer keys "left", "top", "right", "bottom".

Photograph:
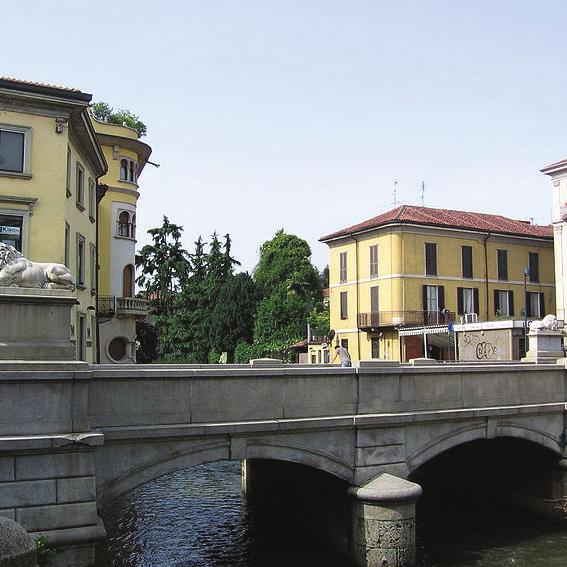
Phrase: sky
[{"left": 3, "top": 0, "right": 567, "bottom": 271}]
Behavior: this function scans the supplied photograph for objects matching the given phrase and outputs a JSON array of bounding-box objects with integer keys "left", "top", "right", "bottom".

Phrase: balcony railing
[
  {"left": 97, "top": 296, "right": 148, "bottom": 319},
  {"left": 357, "top": 310, "right": 455, "bottom": 330},
  {"left": 97, "top": 295, "right": 116, "bottom": 319},
  {"left": 116, "top": 297, "right": 148, "bottom": 318}
]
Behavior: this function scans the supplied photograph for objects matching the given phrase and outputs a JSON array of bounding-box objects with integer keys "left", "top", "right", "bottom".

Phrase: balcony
[
  {"left": 116, "top": 297, "right": 148, "bottom": 318},
  {"left": 357, "top": 310, "right": 455, "bottom": 330},
  {"left": 97, "top": 296, "right": 148, "bottom": 319}
]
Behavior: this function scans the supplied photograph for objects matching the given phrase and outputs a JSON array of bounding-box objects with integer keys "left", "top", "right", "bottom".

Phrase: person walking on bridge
[{"left": 333, "top": 344, "right": 352, "bottom": 367}]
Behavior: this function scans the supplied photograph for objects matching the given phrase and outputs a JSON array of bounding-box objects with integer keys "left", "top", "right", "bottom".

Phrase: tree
[
  {"left": 136, "top": 217, "right": 189, "bottom": 357},
  {"left": 91, "top": 101, "right": 147, "bottom": 137},
  {"left": 251, "top": 230, "right": 322, "bottom": 360},
  {"left": 209, "top": 273, "right": 257, "bottom": 360}
]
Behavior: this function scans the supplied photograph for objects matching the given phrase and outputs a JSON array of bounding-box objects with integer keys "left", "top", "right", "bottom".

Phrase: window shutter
[
  {"left": 422, "top": 285, "right": 428, "bottom": 312},
  {"left": 438, "top": 286, "right": 445, "bottom": 311},
  {"left": 473, "top": 288, "right": 480, "bottom": 314},
  {"left": 509, "top": 291, "right": 514, "bottom": 316},
  {"left": 539, "top": 293, "right": 545, "bottom": 317},
  {"left": 457, "top": 288, "right": 464, "bottom": 315},
  {"left": 494, "top": 290, "right": 500, "bottom": 315}
]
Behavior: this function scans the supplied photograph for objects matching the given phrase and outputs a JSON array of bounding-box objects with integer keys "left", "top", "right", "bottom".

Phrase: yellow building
[
  {"left": 320, "top": 205, "right": 555, "bottom": 362},
  {"left": 0, "top": 77, "right": 107, "bottom": 362},
  {"left": 92, "top": 119, "right": 152, "bottom": 363}
]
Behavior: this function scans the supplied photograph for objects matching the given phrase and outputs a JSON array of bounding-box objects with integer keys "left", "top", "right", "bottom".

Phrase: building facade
[
  {"left": 541, "top": 158, "right": 567, "bottom": 322},
  {"left": 93, "top": 120, "right": 151, "bottom": 364},
  {"left": 0, "top": 77, "right": 106, "bottom": 362},
  {"left": 320, "top": 205, "right": 555, "bottom": 362}
]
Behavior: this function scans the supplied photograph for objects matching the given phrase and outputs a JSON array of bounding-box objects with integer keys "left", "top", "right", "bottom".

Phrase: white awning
[{"left": 398, "top": 325, "right": 449, "bottom": 337}]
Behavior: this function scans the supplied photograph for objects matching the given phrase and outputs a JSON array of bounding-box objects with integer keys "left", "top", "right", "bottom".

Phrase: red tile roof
[
  {"left": 320, "top": 205, "right": 553, "bottom": 242},
  {"left": 0, "top": 76, "right": 82, "bottom": 92}
]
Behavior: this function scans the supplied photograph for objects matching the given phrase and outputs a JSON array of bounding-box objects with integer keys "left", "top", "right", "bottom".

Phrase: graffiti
[
  {"left": 475, "top": 341, "right": 497, "bottom": 360},
  {"left": 462, "top": 333, "right": 479, "bottom": 345}
]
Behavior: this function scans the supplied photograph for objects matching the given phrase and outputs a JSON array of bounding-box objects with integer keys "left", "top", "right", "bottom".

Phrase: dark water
[{"left": 96, "top": 461, "right": 567, "bottom": 567}]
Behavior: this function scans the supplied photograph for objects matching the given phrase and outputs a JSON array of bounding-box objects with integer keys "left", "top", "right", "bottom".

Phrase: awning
[{"left": 397, "top": 325, "right": 449, "bottom": 337}]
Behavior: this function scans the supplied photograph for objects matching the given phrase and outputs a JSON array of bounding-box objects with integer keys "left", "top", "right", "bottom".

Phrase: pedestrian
[{"left": 333, "top": 344, "right": 352, "bottom": 367}]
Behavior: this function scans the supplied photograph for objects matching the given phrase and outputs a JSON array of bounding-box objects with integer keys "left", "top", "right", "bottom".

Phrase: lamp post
[{"left": 523, "top": 267, "right": 530, "bottom": 352}]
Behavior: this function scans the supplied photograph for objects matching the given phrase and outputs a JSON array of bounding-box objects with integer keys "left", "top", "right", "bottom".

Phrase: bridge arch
[
  {"left": 96, "top": 438, "right": 353, "bottom": 507},
  {"left": 406, "top": 421, "right": 562, "bottom": 474}
]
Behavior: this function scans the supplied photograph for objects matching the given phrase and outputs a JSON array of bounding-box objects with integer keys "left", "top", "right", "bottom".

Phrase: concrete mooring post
[{"left": 350, "top": 473, "right": 422, "bottom": 567}]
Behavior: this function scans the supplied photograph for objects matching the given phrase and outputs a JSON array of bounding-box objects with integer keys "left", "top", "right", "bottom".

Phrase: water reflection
[{"left": 97, "top": 460, "right": 567, "bottom": 567}]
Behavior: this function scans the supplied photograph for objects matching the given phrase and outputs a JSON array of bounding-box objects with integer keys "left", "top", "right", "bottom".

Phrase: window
[
  {"left": 370, "top": 286, "right": 379, "bottom": 314},
  {"left": 340, "top": 291, "right": 348, "bottom": 319},
  {"left": 0, "top": 213, "right": 23, "bottom": 251},
  {"left": 77, "top": 313, "right": 87, "bottom": 361},
  {"left": 108, "top": 337, "right": 127, "bottom": 362},
  {"left": 425, "top": 243, "right": 437, "bottom": 276},
  {"left": 423, "top": 285, "right": 445, "bottom": 312},
  {"left": 122, "top": 265, "right": 134, "bottom": 297},
  {"left": 117, "top": 210, "right": 135, "bottom": 238},
  {"left": 76, "top": 234, "right": 86, "bottom": 288},
  {"left": 526, "top": 292, "right": 544, "bottom": 318},
  {"left": 371, "top": 337, "right": 380, "bottom": 359},
  {"left": 457, "top": 287, "right": 479, "bottom": 315},
  {"left": 76, "top": 163, "right": 85, "bottom": 209},
  {"left": 90, "top": 243, "right": 96, "bottom": 294},
  {"left": 494, "top": 290, "right": 514, "bottom": 316},
  {"left": 66, "top": 146, "right": 71, "bottom": 197},
  {"left": 461, "top": 246, "right": 473, "bottom": 278},
  {"left": 341, "top": 338, "right": 349, "bottom": 350},
  {"left": 369, "top": 244, "right": 378, "bottom": 278},
  {"left": 88, "top": 178, "right": 96, "bottom": 222},
  {"left": 529, "top": 252, "right": 539, "bottom": 283},
  {"left": 497, "top": 249, "right": 508, "bottom": 280},
  {"left": 64, "top": 223, "right": 70, "bottom": 267},
  {"left": 339, "top": 252, "right": 347, "bottom": 283},
  {"left": 120, "top": 158, "right": 137, "bottom": 183},
  {"left": 0, "top": 128, "right": 25, "bottom": 173}
]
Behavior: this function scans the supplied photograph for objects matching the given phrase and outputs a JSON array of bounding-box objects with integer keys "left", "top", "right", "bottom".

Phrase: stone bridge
[{"left": 1, "top": 360, "right": 567, "bottom": 566}]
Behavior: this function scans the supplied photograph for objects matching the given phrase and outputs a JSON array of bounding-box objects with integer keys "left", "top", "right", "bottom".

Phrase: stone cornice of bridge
[{"left": 98, "top": 401, "right": 567, "bottom": 442}]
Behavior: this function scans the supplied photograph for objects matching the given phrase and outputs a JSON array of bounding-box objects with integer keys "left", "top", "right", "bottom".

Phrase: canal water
[{"left": 95, "top": 461, "right": 567, "bottom": 567}]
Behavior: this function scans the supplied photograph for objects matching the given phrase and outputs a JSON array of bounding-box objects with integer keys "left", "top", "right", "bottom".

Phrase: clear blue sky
[{"left": 3, "top": 0, "right": 567, "bottom": 271}]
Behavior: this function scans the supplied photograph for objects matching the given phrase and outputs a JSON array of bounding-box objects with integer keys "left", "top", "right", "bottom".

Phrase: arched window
[
  {"left": 122, "top": 264, "right": 134, "bottom": 297},
  {"left": 120, "top": 159, "right": 128, "bottom": 180},
  {"left": 131, "top": 214, "right": 136, "bottom": 239},
  {"left": 118, "top": 211, "right": 130, "bottom": 237},
  {"left": 129, "top": 161, "right": 135, "bottom": 182}
]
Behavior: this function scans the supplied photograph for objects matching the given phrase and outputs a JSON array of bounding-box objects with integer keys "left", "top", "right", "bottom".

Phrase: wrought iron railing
[
  {"left": 357, "top": 310, "right": 455, "bottom": 329},
  {"left": 97, "top": 295, "right": 116, "bottom": 319}
]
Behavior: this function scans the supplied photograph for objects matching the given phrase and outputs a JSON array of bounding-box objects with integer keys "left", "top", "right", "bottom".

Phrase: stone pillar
[
  {"left": 0, "top": 287, "right": 77, "bottom": 361},
  {"left": 522, "top": 329, "right": 564, "bottom": 363},
  {"left": 350, "top": 473, "right": 422, "bottom": 567}
]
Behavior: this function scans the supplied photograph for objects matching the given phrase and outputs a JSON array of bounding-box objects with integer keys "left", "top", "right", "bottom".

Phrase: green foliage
[
  {"left": 234, "top": 340, "right": 265, "bottom": 363},
  {"left": 135, "top": 320, "right": 158, "bottom": 363},
  {"left": 251, "top": 230, "right": 322, "bottom": 361},
  {"left": 308, "top": 306, "right": 330, "bottom": 338},
  {"left": 36, "top": 535, "right": 55, "bottom": 566},
  {"left": 209, "top": 273, "right": 257, "bottom": 360},
  {"left": 91, "top": 101, "right": 147, "bottom": 137}
]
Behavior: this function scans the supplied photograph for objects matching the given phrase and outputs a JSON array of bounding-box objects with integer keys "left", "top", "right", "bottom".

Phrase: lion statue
[
  {"left": 0, "top": 243, "right": 75, "bottom": 290},
  {"left": 529, "top": 314, "right": 560, "bottom": 333}
]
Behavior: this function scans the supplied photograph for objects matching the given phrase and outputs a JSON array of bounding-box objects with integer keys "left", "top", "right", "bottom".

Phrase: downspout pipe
[
  {"left": 351, "top": 233, "right": 362, "bottom": 360},
  {"left": 483, "top": 232, "right": 491, "bottom": 321}
]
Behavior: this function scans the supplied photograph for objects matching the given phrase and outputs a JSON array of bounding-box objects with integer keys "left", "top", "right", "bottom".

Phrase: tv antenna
[
  {"left": 393, "top": 180, "right": 398, "bottom": 207},
  {"left": 421, "top": 181, "right": 425, "bottom": 206}
]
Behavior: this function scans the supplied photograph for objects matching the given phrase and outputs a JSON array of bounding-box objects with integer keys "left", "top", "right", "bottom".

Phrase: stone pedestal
[
  {"left": 522, "top": 330, "right": 564, "bottom": 363},
  {"left": 0, "top": 287, "right": 77, "bottom": 361},
  {"left": 350, "top": 473, "right": 422, "bottom": 567}
]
